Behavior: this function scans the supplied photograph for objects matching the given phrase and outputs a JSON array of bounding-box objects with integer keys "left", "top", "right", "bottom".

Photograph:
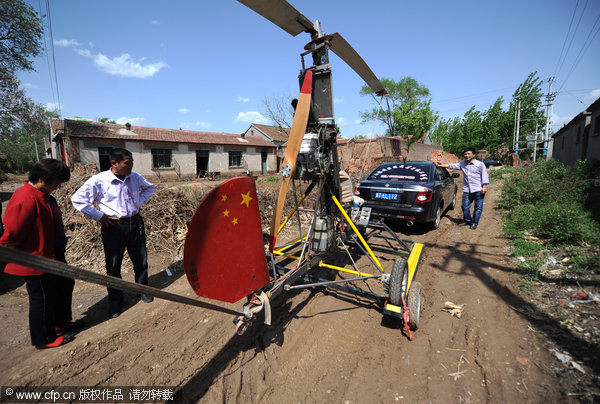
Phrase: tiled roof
[
  {"left": 57, "top": 120, "right": 276, "bottom": 148},
  {"left": 251, "top": 124, "right": 290, "bottom": 142}
]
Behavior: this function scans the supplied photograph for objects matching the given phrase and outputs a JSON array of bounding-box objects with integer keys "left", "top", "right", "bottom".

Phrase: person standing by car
[
  {"left": 71, "top": 148, "right": 155, "bottom": 318},
  {"left": 0, "top": 159, "right": 74, "bottom": 349},
  {"left": 435, "top": 148, "right": 489, "bottom": 230}
]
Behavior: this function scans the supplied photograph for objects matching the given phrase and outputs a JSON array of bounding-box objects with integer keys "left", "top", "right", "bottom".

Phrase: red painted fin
[{"left": 184, "top": 177, "right": 270, "bottom": 303}]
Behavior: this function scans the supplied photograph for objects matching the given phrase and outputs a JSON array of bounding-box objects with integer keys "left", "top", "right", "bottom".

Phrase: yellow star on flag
[
  {"left": 241, "top": 191, "right": 253, "bottom": 207},
  {"left": 223, "top": 209, "right": 230, "bottom": 217},
  {"left": 232, "top": 218, "right": 238, "bottom": 225},
  {"left": 221, "top": 194, "right": 227, "bottom": 202}
]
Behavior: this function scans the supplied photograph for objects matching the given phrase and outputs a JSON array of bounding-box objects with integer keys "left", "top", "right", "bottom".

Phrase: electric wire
[
  {"left": 553, "top": 0, "right": 580, "bottom": 78},
  {"left": 557, "top": 13, "right": 600, "bottom": 94},
  {"left": 45, "top": 0, "right": 62, "bottom": 117},
  {"left": 555, "top": 0, "right": 589, "bottom": 80},
  {"left": 37, "top": 0, "right": 57, "bottom": 112}
]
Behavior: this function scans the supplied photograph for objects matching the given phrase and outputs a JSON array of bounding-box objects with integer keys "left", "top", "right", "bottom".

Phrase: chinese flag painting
[{"left": 184, "top": 176, "right": 270, "bottom": 303}]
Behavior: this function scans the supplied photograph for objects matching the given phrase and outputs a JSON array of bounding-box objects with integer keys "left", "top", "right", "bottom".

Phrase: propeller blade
[
  {"left": 329, "top": 32, "right": 386, "bottom": 96},
  {"left": 269, "top": 70, "right": 313, "bottom": 252},
  {"left": 237, "top": 0, "right": 315, "bottom": 36}
]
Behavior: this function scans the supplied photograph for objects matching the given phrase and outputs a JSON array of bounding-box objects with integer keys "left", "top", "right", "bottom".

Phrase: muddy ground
[{"left": 1, "top": 176, "right": 598, "bottom": 403}]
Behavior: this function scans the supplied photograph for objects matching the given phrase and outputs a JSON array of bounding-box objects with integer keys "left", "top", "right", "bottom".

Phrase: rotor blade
[
  {"left": 329, "top": 32, "right": 386, "bottom": 96},
  {"left": 269, "top": 70, "right": 313, "bottom": 252},
  {"left": 237, "top": 0, "right": 315, "bottom": 36}
]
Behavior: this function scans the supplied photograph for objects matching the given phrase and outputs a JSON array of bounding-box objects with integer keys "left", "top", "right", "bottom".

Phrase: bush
[{"left": 500, "top": 159, "right": 600, "bottom": 246}]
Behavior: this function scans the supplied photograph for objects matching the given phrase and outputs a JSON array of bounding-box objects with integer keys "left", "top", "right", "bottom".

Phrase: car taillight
[
  {"left": 354, "top": 185, "right": 360, "bottom": 196},
  {"left": 415, "top": 189, "right": 432, "bottom": 203}
]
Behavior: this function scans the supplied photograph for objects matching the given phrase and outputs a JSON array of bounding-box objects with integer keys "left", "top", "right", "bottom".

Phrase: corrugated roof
[{"left": 57, "top": 119, "right": 276, "bottom": 148}]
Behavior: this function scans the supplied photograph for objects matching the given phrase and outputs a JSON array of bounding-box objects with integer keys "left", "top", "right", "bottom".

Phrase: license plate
[{"left": 375, "top": 192, "right": 398, "bottom": 201}]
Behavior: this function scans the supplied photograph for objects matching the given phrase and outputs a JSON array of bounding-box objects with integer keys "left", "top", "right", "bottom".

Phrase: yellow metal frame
[{"left": 405, "top": 242, "right": 424, "bottom": 294}]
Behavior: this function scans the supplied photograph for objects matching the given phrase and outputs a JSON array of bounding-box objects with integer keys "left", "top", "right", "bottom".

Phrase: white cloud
[
  {"left": 178, "top": 108, "right": 190, "bottom": 113},
  {"left": 54, "top": 38, "right": 81, "bottom": 47},
  {"left": 354, "top": 119, "right": 362, "bottom": 124},
  {"left": 45, "top": 102, "right": 61, "bottom": 111},
  {"left": 88, "top": 42, "right": 94, "bottom": 48},
  {"left": 116, "top": 117, "right": 145, "bottom": 125},
  {"left": 336, "top": 117, "right": 347, "bottom": 126},
  {"left": 237, "top": 96, "right": 250, "bottom": 103},
  {"left": 77, "top": 49, "right": 167, "bottom": 78},
  {"left": 152, "top": 20, "right": 159, "bottom": 25},
  {"left": 234, "top": 111, "right": 269, "bottom": 124},
  {"left": 550, "top": 111, "right": 573, "bottom": 129},
  {"left": 334, "top": 98, "right": 344, "bottom": 104},
  {"left": 583, "top": 89, "right": 600, "bottom": 105},
  {"left": 179, "top": 121, "right": 212, "bottom": 129}
]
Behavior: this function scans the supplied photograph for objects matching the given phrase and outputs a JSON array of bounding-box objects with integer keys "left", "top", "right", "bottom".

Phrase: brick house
[{"left": 49, "top": 119, "right": 277, "bottom": 180}]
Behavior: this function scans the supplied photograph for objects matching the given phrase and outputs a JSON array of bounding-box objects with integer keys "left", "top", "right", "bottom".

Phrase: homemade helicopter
[
  {"left": 0, "top": 0, "right": 426, "bottom": 342},
  {"left": 183, "top": 0, "right": 425, "bottom": 338}
]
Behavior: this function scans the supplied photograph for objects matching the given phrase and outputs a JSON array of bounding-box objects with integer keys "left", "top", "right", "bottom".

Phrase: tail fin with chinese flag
[{"left": 184, "top": 177, "right": 269, "bottom": 303}]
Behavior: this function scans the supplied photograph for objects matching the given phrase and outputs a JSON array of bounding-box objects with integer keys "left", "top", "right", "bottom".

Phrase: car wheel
[
  {"left": 449, "top": 191, "right": 456, "bottom": 210},
  {"left": 429, "top": 205, "right": 442, "bottom": 229}
]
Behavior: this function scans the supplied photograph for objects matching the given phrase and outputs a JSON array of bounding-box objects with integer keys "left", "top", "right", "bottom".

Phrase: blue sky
[{"left": 18, "top": 0, "right": 600, "bottom": 138}]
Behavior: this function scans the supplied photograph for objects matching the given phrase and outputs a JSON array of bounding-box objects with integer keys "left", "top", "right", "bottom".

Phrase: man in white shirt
[{"left": 72, "top": 148, "right": 155, "bottom": 318}]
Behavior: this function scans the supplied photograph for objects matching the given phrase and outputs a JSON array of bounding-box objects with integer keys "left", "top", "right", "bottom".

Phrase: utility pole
[
  {"left": 544, "top": 77, "right": 556, "bottom": 159},
  {"left": 513, "top": 98, "right": 521, "bottom": 153}
]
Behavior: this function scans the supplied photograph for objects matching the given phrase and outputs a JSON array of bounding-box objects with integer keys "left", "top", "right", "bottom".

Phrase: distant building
[
  {"left": 242, "top": 123, "right": 291, "bottom": 172},
  {"left": 49, "top": 119, "right": 277, "bottom": 180},
  {"left": 552, "top": 97, "right": 600, "bottom": 166}
]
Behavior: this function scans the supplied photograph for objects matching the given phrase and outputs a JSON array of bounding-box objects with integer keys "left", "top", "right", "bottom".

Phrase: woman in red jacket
[{"left": 0, "top": 159, "right": 73, "bottom": 349}]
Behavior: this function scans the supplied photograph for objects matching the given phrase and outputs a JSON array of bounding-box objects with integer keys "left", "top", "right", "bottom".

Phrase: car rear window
[{"left": 367, "top": 164, "right": 430, "bottom": 182}]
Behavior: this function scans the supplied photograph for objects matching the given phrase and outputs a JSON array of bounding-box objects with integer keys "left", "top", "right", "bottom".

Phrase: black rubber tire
[
  {"left": 449, "top": 191, "right": 456, "bottom": 210},
  {"left": 406, "top": 281, "right": 422, "bottom": 330},
  {"left": 429, "top": 205, "right": 443, "bottom": 230},
  {"left": 389, "top": 257, "right": 408, "bottom": 306}
]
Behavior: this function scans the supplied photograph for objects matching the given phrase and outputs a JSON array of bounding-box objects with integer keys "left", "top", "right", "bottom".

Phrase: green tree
[
  {"left": 360, "top": 77, "right": 438, "bottom": 159},
  {"left": 0, "top": 0, "right": 44, "bottom": 73},
  {"left": 360, "top": 77, "right": 432, "bottom": 137},
  {"left": 510, "top": 72, "right": 545, "bottom": 154},
  {"left": 98, "top": 117, "right": 116, "bottom": 123}
]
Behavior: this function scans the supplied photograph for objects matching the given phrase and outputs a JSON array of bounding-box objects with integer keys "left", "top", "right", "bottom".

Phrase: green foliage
[
  {"left": 360, "top": 76, "right": 437, "bottom": 138},
  {"left": 511, "top": 238, "right": 543, "bottom": 257},
  {"left": 499, "top": 159, "right": 600, "bottom": 247},
  {"left": 516, "top": 258, "right": 542, "bottom": 280},
  {"left": 98, "top": 117, "right": 116, "bottom": 123},
  {"left": 360, "top": 77, "right": 438, "bottom": 159},
  {"left": 0, "top": 0, "right": 43, "bottom": 73},
  {"left": 431, "top": 72, "right": 545, "bottom": 155},
  {"left": 564, "top": 246, "right": 600, "bottom": 274}
]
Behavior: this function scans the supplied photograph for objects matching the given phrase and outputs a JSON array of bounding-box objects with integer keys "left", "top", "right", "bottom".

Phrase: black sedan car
[
  {"left": 482, "top": 158, "right": 502, "bottom": 167},
  {"left": 355, "top": 161, "right": 458, "bottom": 229}
]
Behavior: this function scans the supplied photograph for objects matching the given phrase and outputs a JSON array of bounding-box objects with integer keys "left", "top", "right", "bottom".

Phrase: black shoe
[
  {"left": 458, "top": 222, "right": 470, "bottom": 226},
  {"left": 470, "top": 224, "right": 478, "bottom": 230},
  {"left": 141, "top": 294, "right": 154, "bottom": 303},
  {"left": 109, "top": 302, "right": 122, "bottom": 318}
]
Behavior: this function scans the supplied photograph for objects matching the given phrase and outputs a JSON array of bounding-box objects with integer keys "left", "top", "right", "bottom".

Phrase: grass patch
[{"left": 511, "top": 238, "right": 543, "bottom": 257}]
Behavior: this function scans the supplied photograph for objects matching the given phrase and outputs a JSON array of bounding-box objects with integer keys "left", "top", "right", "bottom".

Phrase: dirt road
[{"left": 0, "top": 182, "right": 570, "bottom": 402}]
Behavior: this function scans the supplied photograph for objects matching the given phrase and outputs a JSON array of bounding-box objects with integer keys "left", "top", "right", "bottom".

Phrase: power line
[
  {"left": 555, "top": 0, "right": 589, "bottom": 80},
  {"left": 553, "top": 0, "right": 580, "bottom": 78},
  {"left": 45, "top": 0, "right": 62, "bottom": 117},
  {"left": 557, "top": 13, "right": 600, "bottom": 94},
  {"left": 37, "top": 0, "right": 57, "bottom": 111}
]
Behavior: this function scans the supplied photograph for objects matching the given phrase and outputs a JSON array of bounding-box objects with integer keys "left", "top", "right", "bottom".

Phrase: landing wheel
[
  {"left": 406, "top": 281, "right": 422, "bottom": 330},
  {"left": 389, "top": 257, "right": 408, "bottom": 306}
]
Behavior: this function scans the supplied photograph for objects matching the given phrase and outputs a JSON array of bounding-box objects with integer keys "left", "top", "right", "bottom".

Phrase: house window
[
  {"left": 229, "top": 151, "right": 242, "bottom": 167},
  {"left": 576, "top": 127, "right": 581, "bottom": 144},
  {"left": 152, "top": 149, "right": 172, "bottom": 168}
]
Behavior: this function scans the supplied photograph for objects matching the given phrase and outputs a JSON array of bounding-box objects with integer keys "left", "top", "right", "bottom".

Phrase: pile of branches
[
  {"left": 57, "top": 163, "right": 208, "bottom": 273},
  {"left": 56, "top": 166, "right": 317, "bottom": 273}
]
